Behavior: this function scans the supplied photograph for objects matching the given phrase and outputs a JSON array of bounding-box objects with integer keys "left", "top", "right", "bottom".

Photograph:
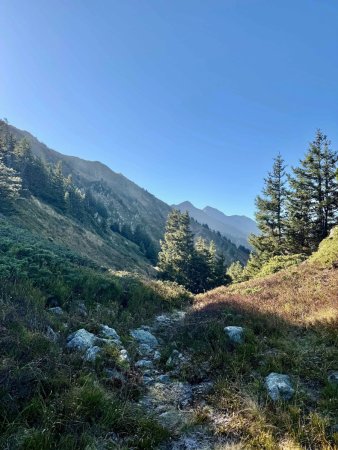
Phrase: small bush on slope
[{"left": 309, "top": 226, "right": 338, "bottom": 268}]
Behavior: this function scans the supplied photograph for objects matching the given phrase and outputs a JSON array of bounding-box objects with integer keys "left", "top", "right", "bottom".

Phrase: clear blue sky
[{"left": 1, "top": 0, "right": 338, "bottom": 218}]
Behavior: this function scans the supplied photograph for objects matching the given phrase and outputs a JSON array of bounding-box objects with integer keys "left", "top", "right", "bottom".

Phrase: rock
[
  {"left": 84, "top": 345, "right": 102, "bottom": 362},
  {"left": 224, "top": 326, "right": 244, "bottom": 343},
  {"left": 157, "top": 409, "right": 188, "bottom": 431},
  {"left": 156, "top": 374, "right": 171, "bottom": 384},
  {"left": 265, "top": 373, "right": 294, "bottom": 401},
  {"left": 46, "top": 326, "right": 59, "bottom": 342},
  {"left": 130, "top": 328, "right": 159, "bottom": 349},
  {"left": 66, "top": 329, "right": 96, "bottom": 351},
  {"left": 153, "top": 350, "right": 161, "bottom": 361},
  {"left": 76, "top": 302, "right": 88, "bottom": 317},
  {"left": 48, "top": 306, "right": 64, "bottom": 315},
  {"left": 166, "top": 350, "right": 188, "bottom": 370},
  {"left": 192, "top": 381, "right": 214, "bottom": 397},
  {"left": 135, "top": 359, "right": 154, "bottom": 369},
  {"left": 328, "top": 372, "right": 338, "bottom": 384},
  {"left": 118, "top": 348, "right": 130, "bottom": 364},
  {"left": 100, "top": 325, "right": 122, "bottom": 345}
]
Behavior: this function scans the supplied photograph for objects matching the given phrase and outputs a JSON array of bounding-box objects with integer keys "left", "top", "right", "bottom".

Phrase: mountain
[
  {"left": 174, "top": 201, "right": 258, "bottom": 247},
  {"left": 3, "top": 122, "right": 250, "bottom": 269}
]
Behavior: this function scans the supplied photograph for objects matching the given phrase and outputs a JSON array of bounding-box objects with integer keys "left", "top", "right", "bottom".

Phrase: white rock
[
  {"left": 84, "top": 345, "right": 102, "bottom": 362},
  {"left": 130, "top": 328, "right": 159, "bottom": 348},
  {"left": 48, "top": 306, "right": 64, "bottom": 315},
  {"left": 66, "top": 329, "right": 96, "bottom": 351},
  {"left": 135, "top": 359, "right": 154, "bottom": 369},
  {"left": 100, "top": 325, "right": 122, "bottom": 345},
  {"left": 224, "top": 326, "right": 244, "bottom": 343},
  {"left": 119, "top": 348, "right": 130, "bottom": 363},
  {"left": 265, "top": 373, "right": 294, "bottom": 401}
]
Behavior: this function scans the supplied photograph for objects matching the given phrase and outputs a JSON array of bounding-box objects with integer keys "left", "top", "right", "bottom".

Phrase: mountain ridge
[{"left": 174, "top": 201, "right": 258, "bottom": 248}]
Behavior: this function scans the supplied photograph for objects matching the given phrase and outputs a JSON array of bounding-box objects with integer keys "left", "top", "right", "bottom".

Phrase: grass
[
  {"left": 0, "top": 222, "right": 191, "bottom": 449},
  {"left": 156, "top": 233, "right": 338, "bottom": 449}
]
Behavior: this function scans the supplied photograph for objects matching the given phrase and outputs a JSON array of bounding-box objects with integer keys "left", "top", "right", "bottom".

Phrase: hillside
[
  {"left": 174, "top": 201, "right": 258, "bottom": 248},
  {"left": 0, "top": 216, "right": 337, "bottom": 449},
  {"left": 5, "top": 123, "right": 249, "bottom": 268}
]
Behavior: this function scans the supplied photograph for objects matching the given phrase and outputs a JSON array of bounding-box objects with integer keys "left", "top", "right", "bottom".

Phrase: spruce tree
[
  {"left": 286, "top": 130, "right": 338, "bottom": 253},
  {"left": 250, "top": 153, "right": 287, "bottom": 257},
  {"left": 158, "top": 210, "right": 196, "bottom": 290}
]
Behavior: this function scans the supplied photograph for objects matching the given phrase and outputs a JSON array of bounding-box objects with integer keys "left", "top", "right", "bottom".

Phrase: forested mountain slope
[{"left": 3, "top": 122, "right": 249, "bottom": 268}]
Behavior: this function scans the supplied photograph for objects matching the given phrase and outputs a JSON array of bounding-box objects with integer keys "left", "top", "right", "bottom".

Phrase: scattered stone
[
  {"left": 84, "top": 345, "right": 102, "bottom": 362},
  {"left": 224, "top": 326, "right": 244, "bottom": 344},
  {"left": 46, "top": 326, "right": 59, "bottom": 342},
  {"left": 328, "top": 372, "right": 338, "bottom": 384},
  {"left": 157, "top": 409, "right": 189, "bottom": 431},
  {"left": 130, "top": 328, "right": 159, "bottom": 348},
  {"left": 265, "top": 373, "right": 294, "bottom": 401},
  {"left": 192, "top": 381, "right": 214, "bottom": 397},
  {"left": 48, "top": 306, "right": 64, "bottom": 315},
  {"left": 100, "top": 325, "right": 122, "bottom": 345},
  {"left": 153, "top": 350, "right": 161, "bottom": 361},
  {"left": 135, "top": 359, "right": 154, "bottom": 369},
  {"left": 66, "top": 329, "right": 96, "bottom": 351}
]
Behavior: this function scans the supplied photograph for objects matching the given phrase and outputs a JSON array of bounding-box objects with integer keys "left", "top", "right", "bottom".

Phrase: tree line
[
  {"left": 228, "top": 130, "right": 338, "bottom": 281},
  {"left": 158, "top": 209, "right": 228, "bottom": 293}
]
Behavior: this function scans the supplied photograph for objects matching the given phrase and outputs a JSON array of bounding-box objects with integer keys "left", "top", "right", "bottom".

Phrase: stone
[
  {"left": 46, "top": 326, "right": 59, "bottom": 342},
  {"left": 265, "top": 373, "right": 294, "bottom": 401},
  {"left": 100, "top": 325, "right": 122, "bottom": 345},
  {"left": 135, "top": 359, "right": 154, "bottom": 369},
  {"left": 66, "top": 329, "right": 96, "bottom": 351},
  {"left": 130, "top": 328, "right": 159, "bottom": 348},
  {"left": 157, "top": 409, "right": 188, "bottom": 431},
  {"left": 156, "top": 374, "right": 171, "bottom": 384},
  {"left": 328, "top": 371, "right": 338, "bottom": 384},
  {"left": 76, "top": 302, "right": 88, "bottom": 317},
  {"left": 118, "top": 348, "right": 130, "bottom": 364},
  {"left": 224, "top": 326, "right": 244, "bottom": 343},
  {"left": 48, "top": 306, "right": 64, "bottom": 315},
  {"left": 166, "top": 350, "right": 187, "bottom": 369},
  {"left": 84, "top": 345, "right": 102, "bottom": 362}
]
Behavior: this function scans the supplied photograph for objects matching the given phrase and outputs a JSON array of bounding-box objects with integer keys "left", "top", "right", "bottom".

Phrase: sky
[{"left": 1, "top": 0, "right": 338, "bottom": 218}]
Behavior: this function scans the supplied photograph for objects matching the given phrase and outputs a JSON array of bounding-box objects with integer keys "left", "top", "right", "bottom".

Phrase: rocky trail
[{"left": 62, "top": 304, "right": 299, "bottom": 449}]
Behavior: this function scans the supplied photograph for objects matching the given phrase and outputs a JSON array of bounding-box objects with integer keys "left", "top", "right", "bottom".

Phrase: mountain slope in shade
[
  {"left": 5, "top": 124, "right": 250, "bottom": 267},
  {"left": 174, "top": 201, "right": 258, "bottom": 248}
]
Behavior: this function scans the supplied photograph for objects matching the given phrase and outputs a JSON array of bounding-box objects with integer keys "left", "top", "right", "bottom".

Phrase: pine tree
[
  {"left": 227, "top": 261, "right": 244, "bottom": 283},
  {"left": 0, "top": 155, "right": 22, "bottom": 210},
  {"left": 286, "top": 130, "right": 338, "bottom": 253},
  {"left": 250, "top": 153, "right": 287, "bottom": 257},
  {"left": 158, "top": 210, "right": 196, "bottom": 290}
]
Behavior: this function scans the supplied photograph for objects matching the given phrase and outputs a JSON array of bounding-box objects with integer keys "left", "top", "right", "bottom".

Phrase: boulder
[
  {"left": 265, "top": 373, "right": 294, "bottom": 401},
  {"left": 118, "top": 348, "right": 130, "bottom": 364},
  {"left": 100, "top": 325, "right": 122, "bottom": 345},
  {"left": 48, "top": 306, "right": 64, "bottom": 315},
  {"left": 224, "top": 326, "right": 244, "bottom": 343},
  {"left": 46, "top": 326, "right": 59, "bottom": 342},
  {"left": 130, "top": 328, "right": 159, "bottom": 349},
  {"left": 84, "top": 345, "right": 102, "bottom": 362},
  {"left": 135, "top": 359, "right": 154, "bottom": 369},
  {"left": 66, "top": 329, "right": 96, "bottom": 351}
]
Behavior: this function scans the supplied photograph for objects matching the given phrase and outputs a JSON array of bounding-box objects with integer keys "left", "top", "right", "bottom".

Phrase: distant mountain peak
[{"left": 173, "top": 201, "right": 258, "bottom": 249}]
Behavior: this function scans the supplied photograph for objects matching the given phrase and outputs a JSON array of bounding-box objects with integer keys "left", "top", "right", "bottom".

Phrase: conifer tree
[
  {"left": 250, "top": 153, "right": 287, "bottom": 257},
  {"left": 286, "top": 130, "right": 338, "bottom": 253},
  {"left": 158, "top": 210, "right": 196, "bottom": 290}
]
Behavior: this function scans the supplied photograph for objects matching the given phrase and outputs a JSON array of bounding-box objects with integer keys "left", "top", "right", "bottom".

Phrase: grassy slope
[
  {"left": 0, "top": 221, "right": 192, "bottom": 449},
  {"left": 165, "top": 230, "right": 338, "bottom": 449}
]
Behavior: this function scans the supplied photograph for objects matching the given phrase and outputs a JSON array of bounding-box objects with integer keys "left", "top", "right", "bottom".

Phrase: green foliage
[
  {"left": 158, "top": 210, "right": 228, "bottom": 293},
  {"left": 287, "top": 130, "right": 338, "bottom": 254},
  {"left": 247, "top": 130, "right": 338, "bottom": 281},
  {"left": 309, "top": 226, "right": 338, "bottom": 268},
  {"left": 227, "top": 260, "right": 245, "bottom": 283},
  {"left": 256, "top": 254, "right": 305, "bottom": 278}
]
